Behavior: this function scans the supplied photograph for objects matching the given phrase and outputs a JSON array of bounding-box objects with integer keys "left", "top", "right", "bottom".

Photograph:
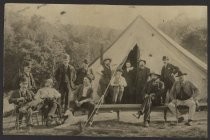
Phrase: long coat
[
  {"left": 55, "top": 64, "right": 77, "bottom": 91},
  {"left": 122, "top": 68, "right": 136, "bottom": 103},
  {"left": 160, "top": 63, "right": 180, "bottom": 88},
  {"left": 136, "top": 67, "right": 150, "bottom": 103}
]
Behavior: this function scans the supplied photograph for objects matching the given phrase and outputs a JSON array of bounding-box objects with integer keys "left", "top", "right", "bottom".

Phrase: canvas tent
[{"left": 90, "top": 15, "right": 207, "bottom": 102}]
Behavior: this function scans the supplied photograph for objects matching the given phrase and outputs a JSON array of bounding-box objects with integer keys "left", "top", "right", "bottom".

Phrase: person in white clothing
[{"left": 110, "top": 69, "right": 127, "bottom": 104}]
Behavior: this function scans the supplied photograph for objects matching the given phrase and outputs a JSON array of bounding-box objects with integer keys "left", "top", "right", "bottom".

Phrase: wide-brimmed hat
[
  {"left": 103, "top": 57, "right": 112, "bottom": 63},
  {"left": 84, "top": 59, "right": 88, "bottom": 64},
  {"left": 162, "top": 56, "right": 169, "bottom": 61},
  {"left": 176, "top": 72, "right": 187, "bottom": 77},
  {"left": 116, "top": 68, "right": 123, "bottom": 73},
  {"left": 138, "top": 59, "right": 146, "bottom": 64},
  {"left": 149, "top": 71, "right": 160, "bottom": 77},
  {"left": 84, "top": 76, "right": 92, "bottom": 82},
  {"left": 63, "top": 54, "right": 70, "bottom": 60},
  {"left": 125, "top": 60, "right": 131, "bottom": 64}
]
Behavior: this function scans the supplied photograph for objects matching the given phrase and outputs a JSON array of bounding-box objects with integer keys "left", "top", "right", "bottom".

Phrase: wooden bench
[{"left": 94, "top": 103, "right": 207, "bottom": 122}]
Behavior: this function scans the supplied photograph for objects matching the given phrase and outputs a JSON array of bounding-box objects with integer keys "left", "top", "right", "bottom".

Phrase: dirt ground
[{"left": 3, "top": 110, "right": 207, "bottom": 138}]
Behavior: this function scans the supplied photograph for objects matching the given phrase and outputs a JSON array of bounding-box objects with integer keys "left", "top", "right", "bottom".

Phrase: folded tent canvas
[{"left": 90, "top": 15, "right": 207, "bottom": 102}]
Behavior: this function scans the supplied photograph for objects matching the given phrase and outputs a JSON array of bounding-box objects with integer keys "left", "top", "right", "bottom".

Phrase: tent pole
[{"left": 83, "top": 50, "right": 131, "bottom": 128}]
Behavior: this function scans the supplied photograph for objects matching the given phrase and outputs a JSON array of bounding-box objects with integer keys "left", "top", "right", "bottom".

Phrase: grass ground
[{"left": 3, "top": 110, "right": 207, "bottom": 138}]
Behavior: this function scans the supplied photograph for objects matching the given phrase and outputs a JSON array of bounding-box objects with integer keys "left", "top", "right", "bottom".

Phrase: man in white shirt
[{"left": 29, "top": 79, "right": 61, "bottom": 125}]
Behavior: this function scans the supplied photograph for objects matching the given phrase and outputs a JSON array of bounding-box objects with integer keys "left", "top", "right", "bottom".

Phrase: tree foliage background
[
  {"left": 4, "top": 11, "right": 207, "bottom": 92},
  {"left": 158, "top": 14, "right": 207, "bottom": 63},
  {"left": 4, "top": 11, "right": 121, "bottom": 91}
]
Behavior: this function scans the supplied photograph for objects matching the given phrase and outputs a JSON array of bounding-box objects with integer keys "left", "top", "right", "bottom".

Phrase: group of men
[
  {"left": 9, "top": 52, "right": 200, "bottom": 131},
  {"left": 9, "top": 54, "right": 95, "bottom": 131},
  {"left": 98, "top": 55, "right": 199, "bottom": 127}
]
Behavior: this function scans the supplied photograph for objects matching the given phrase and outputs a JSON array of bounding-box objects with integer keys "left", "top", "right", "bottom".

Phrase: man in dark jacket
[
  {"left": 98, "top": 58, "right": 112, "bottom": 104},
  {"left": 55, "top": 54, "right": 77, "bottom": 112},
  {"left": 168, "top": 72, "right": 199, "bottom": 126},
  {"left": 160, "top": 56, "right": 180, "bottom": 104},
  {"left": 75, "top": 59, "right": 95, "bottom": 85},
  {"left": 136, "top": 60, "right": 150, "bottom": 104},
  {"left": 133, "top": 71, "right": 164, "bottom": 127},
  {"left": 122, "top": 61, "right": 136, "bottom": 104},
  {"left": 13, "top": 61, "right": 37, "bottom": 93},
  {"left": 9, "top": 78, "right": 35, "bottom": 131}
]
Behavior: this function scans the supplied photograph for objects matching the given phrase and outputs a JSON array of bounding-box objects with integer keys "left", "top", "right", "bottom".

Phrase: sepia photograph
[{"left": 3, "top": 3, "right": 208, "bottom": 138}]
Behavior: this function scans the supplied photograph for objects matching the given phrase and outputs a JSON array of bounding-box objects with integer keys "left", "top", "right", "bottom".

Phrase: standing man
[
  {"left": 9, "top": 78, "right": 35, "bottom": 131},
  {"left": 98, "top": 57, "right": 112, "bottom": 104},
  {"left": 168, "top": 72, "right": 199, "bottom": 126},
  {"left": 55, "top": 54, "right": 77, "bottom": 112},
  {"left": 122, "top": 61, "right": 136, "bottom": 103},
  {"left": 133, "top": 71, "right": 164, "bottom": 127},
  {"left": 13, "top": 60, "right": 37, "bottom": 93},
  {"left": 136, "top": 60, "right": 150, "bottom": 104},
  {"left": 160, "top": 56, "right": 180, "bottom": 104}
]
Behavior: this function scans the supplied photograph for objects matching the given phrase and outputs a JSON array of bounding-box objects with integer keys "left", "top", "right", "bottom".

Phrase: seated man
[
  {"left": 33, "top": 79, "right": 61, "bottom": 125},
  {"left": 110, "top": 69, "right": 127, "bottom": 104},
  {"left": 9, "top": 78, "right": 35, "bottom": 130},
  {"left": 133, "top": 71, "right": 164, "bottom": 127},
  {"left": 66, "top": 76, "right": 95, "bottom": 126},
  {"left": 168, "top": 72, "right": 199, "bottom": 126}
]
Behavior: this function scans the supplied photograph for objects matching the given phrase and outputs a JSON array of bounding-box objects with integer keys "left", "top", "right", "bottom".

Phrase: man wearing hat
[
  {"left": 9, "top": 77, "right": 35, "bottom": 131},
  {"left": 160, "top": 56, "right": 180, "bottom": 104},
  {"left": 66, "top": 76, "right": 95, "bottom": 126},
  {"left": 55, "top": 53, "right": 77, "bottom": 112},
  {"left": 98, "top": 57, "right": 112, "bottom": 104},
  {"left": 168, "top": 72, "right": 199, "bottom": 126},
  {"left": 136, "top": 59, "right": 150, "bottom": 104},
  {"left": 110, "top": 68, "right": 127, "bottom": 104},
  {"left": 13, "top": 60, "right": 37, "bottom": 93},
  {"left": 133, "top": 71, "right": 164, "bottom": 127}
]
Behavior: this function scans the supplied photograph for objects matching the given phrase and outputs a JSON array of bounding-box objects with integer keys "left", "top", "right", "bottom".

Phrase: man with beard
[
  {"left": 122, "top": 61, "right": 136, "bottom": 103},
  {"left": 9, "top": 78, "right": 35, "bottom": 131},
  {"left": 160, "top": 56, "right": 180, "bottom": 104},
  {"left": 55, "top": 54, "right": 77, "bottom": 112},
  {"left": 133, "top": 71, "right": 164, "bottom": 127},
  {"left": 135, "top": 60, "right": 150, "bottom": 104},
  {"left": 168, "top": 72, "right": 199, "bottom": 126}
]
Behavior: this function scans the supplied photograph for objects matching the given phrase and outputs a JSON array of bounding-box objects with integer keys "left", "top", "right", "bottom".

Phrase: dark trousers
[
  {"left": 136, "top": 87, "right": 144, "bottom": 104},
  {"left": 162, "top": 82, "right": 173, "bottom": 104},
  {"left": 99, "top": 78, "right": 112, "bottom": 104},
  {"left": 70, "top": 100, "right": 95, "bottom": 121},
  {"left": 59, "top": 84, "right": 70, "bottom": 111},
  {"left": 138, "top": 95, "right": 161, "bottom": 122},
  {"left": 122, "top": 87, "right": 135, "bottom": 104}
]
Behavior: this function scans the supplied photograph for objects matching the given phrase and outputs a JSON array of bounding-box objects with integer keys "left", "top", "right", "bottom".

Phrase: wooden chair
[{"left": 15, "top": 109, "right": 40, "bottom": 130}]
